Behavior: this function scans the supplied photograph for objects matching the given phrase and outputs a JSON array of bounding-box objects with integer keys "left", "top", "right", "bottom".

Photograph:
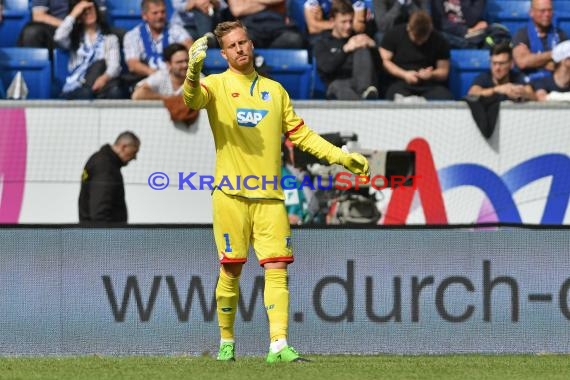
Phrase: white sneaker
[{"left": 361, "top": 86, "right": 379, "bottom": 99}]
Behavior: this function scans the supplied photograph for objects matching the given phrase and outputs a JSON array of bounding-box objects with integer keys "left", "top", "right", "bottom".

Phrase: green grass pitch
[{"left": 1, "top": 354, "right": 570, "bottom": 380}]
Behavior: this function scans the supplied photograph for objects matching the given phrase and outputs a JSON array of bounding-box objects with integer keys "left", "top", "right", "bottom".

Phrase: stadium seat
[
  {"left": 449, "top": 49, "right": 490, "bottom": 100},
  {"left": 288, "top": 0, "right": 307, "bottom": 36},
  {"left": 310, "top": 56, "right": 327, "bottom": 99},
  {"left": 486, "top": 0, "right": 530, "bottom": 36},
  {"left": 106, "top": 0, "right": 142, "bottom": 31},
  {"left": 0, "top": 0, "right": 31, "bottom": 47},
  {"left": 0, "top": 77, "right": 5, "bottom": 98},
  {"left": 203, "top": 48, "right": 313, "bottom": 99},
  {"left": 52, "top": 48, "right": 70, "bottom": 97},
  {"left": 106, "top": 0, "right": 174, "bottom": 31},
  {"left": 555, "top": 1, "right": 570, "bottom": 35},
  {"left": 0, "top": 48, "right": 51, "bottom": 99},
  {"left": 202, "top": 48, "right": 226, "bottom": 73},
  {"left": 165, "top": 0, "right": 173, "bottom": 18}
]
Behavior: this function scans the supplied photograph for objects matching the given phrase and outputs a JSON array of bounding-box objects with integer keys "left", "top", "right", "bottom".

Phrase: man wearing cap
[{"left": 533, "top": 39, "right": 570, "bottom": 101}]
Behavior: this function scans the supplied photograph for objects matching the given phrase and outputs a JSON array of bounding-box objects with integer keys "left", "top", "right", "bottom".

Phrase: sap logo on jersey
[{"left": 236, "top": 109, "right": 268, "bottom": 127}]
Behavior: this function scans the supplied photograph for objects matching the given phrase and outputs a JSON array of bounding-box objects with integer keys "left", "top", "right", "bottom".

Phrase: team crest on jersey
[
  {"left": 261, "top": 91, "right": 271, "bottom": 101},
  {"left": 236, "top": 108, "right": 268, "bottom": 127}
]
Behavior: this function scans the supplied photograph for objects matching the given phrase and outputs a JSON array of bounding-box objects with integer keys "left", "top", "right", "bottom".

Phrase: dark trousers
[
  {"left": 326, "top": 48, "right": 378, "bottom": 100},
  {"left": 18, "top": 22, "right": 56, "bottom": 50},
  {"left": 183, "top": 10, "right": 216, "bottom": 41},
  {"left": 385, "top": 80, "right": 454, "bottom": 100},
  {"left": 62, "top": 78, "right": 125, "bottom": 100},
  {"left": 441, "top": 31, "right": 476, "bottom": 49},
  {"left": 241, "top": 11, "right": 305, "bottom": 49}
]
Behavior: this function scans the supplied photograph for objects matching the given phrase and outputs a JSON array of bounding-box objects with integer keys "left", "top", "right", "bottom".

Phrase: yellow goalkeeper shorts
[{"left": 212, "top": 189, "right": 293, "bottom": 266}]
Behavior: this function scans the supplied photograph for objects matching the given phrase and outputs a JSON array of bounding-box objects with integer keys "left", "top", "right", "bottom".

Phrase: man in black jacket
[
  {"left": 313, "top": 0, "right": 379, "bottom": 100},
  {"left": 79, "top": 131, "right": 140, "bottom": 223}
]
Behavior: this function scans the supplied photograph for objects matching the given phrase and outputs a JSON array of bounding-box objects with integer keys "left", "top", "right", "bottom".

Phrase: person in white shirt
[
  {"left": 123, "top": 0, "right": 192, "bottom": 79},
  {"left": 132, "top": 42, "right": 189, "bottom": 99}
]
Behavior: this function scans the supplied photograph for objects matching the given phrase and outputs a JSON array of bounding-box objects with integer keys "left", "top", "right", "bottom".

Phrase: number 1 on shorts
[{"left": 223, "top": 233, "right": 233, "bottom": 252}]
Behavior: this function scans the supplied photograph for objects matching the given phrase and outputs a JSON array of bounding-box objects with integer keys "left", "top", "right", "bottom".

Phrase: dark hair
[
  {"left": 490, "top": 41, "right": 513, "bottom": 58},
  {"left": 163, "top": 43, "right": 187, "bottom": 62},
  {"left": 114, "top": 131, "right": 140, "bottom": 147},
  {"left": 68, "top": 0, "right": 111, "bottom": 51},
  {"left": 214, "top": 20, "right": 247, "bottom": 48},
  {"left": 408, "top": 10, "right": 433, "bottom": 38},
  {"left": 141, "top": 0, "right": 165, "bottom": 13},
  {"left": 330, "top": 0, "right": 354, "bottom": 18}
]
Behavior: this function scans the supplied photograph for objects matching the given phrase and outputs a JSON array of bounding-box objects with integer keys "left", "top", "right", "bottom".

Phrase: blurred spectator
[
  {"left": 281, "top": 139, "right": 313, "bottom": 225},
  {"left": 512, "top": 0, "right": 567, "bottom": 81},
  {"left": 533, "top": 40, "right": 570, "bottom": 101},
  {"left": 314, "top": 0, "right": 378, "bottom": 99},
  {"left": 380, "top": 10, "right": 453, "bottom": 100},
  {"left": 431, "top": 0, "right": 488, "bottom": 49},
  {"left": 79, "top": 131, "right": 140, "bottom": 224},
  {"left": 468, "top": 42, "right": 535, "bottom": 101},
  {"left": 227, "top": 0, "right": 305, "bottom": 48},
  {"left": 373, "top": 0, "right": 428, "bottom": 45},
  {"left": 123, "top": 0, "right": 192, "bottom": 80},
  {"left": 170, "top": 0, "right": 227, "bottom": 41},
  {"left": 131, "top": 42, "right": 188, "bottom": 99},
  {"left": 132, "top": 43, "right": 200, "bottom": 126},
  {"left": 19, "top": 0, "right": 104, "bottom": 51},
  {"left": 54, "top": 0, "right": 124, "bottom": 99},
  {"left": 0, "top": 0, "right": 4, "bottom": 24},
  {"left": 304, "top": 0, "right": 367, "bottom": 46}
]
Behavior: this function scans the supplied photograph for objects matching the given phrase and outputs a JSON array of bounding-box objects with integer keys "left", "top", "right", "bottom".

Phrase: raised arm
[{"left": 182, "top": 35, "right": 210, "bottom": 109}]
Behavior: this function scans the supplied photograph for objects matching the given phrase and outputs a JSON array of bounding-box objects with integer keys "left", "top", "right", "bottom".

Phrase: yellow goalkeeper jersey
[{"left": 184, "top": 68, "right": 344, "bottom": 200}]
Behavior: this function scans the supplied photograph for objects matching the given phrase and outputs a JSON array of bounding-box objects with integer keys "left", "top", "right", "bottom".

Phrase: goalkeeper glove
[
  {"left": 186, "top": 34, "right": 209, "bottom": 82},
  {"left": 341, "top": 152, "right": 370, "bottom": 176}
]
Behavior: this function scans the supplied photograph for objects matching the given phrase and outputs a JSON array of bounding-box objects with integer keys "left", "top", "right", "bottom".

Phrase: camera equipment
[{"left": 291, "top": 132, "right": 415, "bottom": 187}]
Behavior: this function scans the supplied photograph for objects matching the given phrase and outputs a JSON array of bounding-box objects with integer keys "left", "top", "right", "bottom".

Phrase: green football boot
[
  {"left": 217, "top": 342, "right": 235, "bottom": 361},
  {"left": 266, "top": 345, "right": 310, "bottom": 363}
]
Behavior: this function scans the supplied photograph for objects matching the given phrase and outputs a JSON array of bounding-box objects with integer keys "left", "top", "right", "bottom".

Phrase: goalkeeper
[{"left": 183, "top": 21, "right": 369, "bottom": 363}]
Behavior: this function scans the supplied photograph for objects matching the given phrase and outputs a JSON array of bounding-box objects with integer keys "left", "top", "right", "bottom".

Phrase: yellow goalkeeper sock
[
  {"left": 264, "top": 268, "right": 289, "bottom": 342},
  {"left": 216, "top": 268, "right": 240, "bottom": 341}
]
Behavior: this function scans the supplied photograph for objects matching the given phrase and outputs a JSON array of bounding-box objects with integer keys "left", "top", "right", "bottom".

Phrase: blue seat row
[
  {"left": 0, "top": 0, "right": 175, "bottom": 47},
  {"left": 203, "top": 48, "right": 313, "bottom": 99},
  {"left": 486, "top": 0, "right": 570, "bottom": 36},
  {"left": 0, "top": 47, "right": 314, "bottom": 100},
  {"left": 0, "top": 46, "right": 500, "bottom": 101}
]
